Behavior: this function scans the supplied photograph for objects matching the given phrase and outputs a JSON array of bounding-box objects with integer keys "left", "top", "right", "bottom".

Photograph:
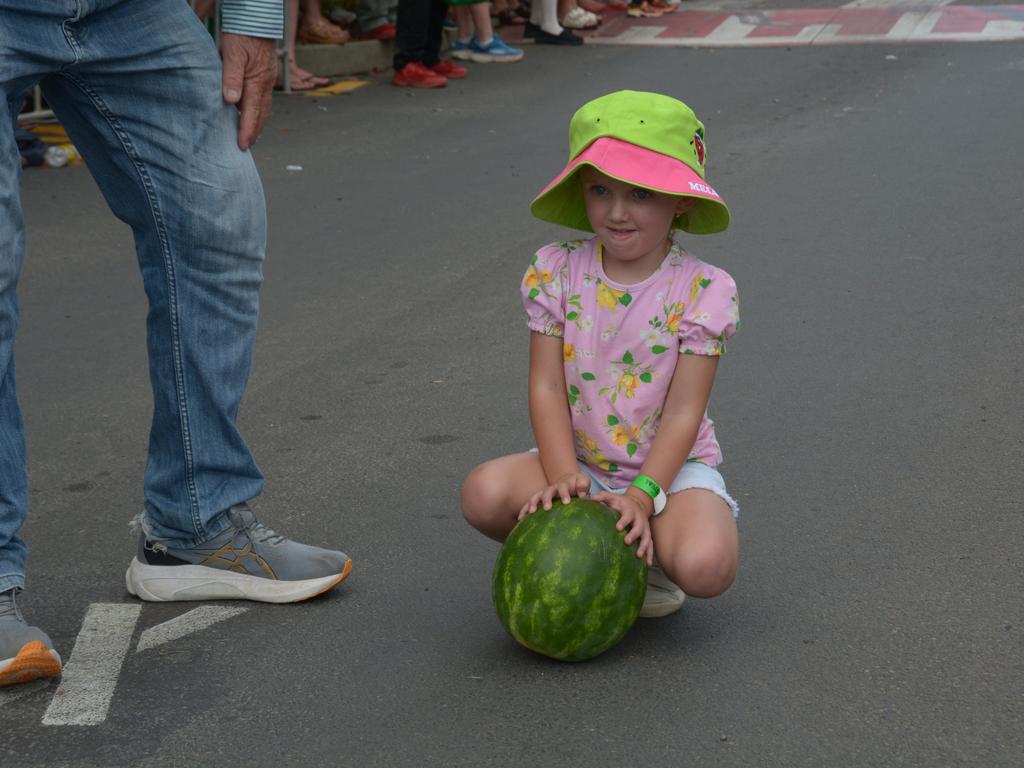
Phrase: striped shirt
[{"left": 221, "top": 0, "right": 283, "bottom": 39}]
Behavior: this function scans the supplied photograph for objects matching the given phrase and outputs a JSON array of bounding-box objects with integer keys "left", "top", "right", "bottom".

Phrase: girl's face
[{"left": 580, "top": 166, "right": 695, "bottom": 276}]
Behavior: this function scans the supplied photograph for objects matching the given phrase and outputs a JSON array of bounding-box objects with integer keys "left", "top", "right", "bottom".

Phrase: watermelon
[{"left": 492, "top": 498, "right": 647, "bottom": 662}]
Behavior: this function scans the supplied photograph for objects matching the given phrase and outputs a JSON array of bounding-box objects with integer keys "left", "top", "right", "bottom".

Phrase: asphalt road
[{"left": 3, "top": 27, "right": 1023, "bottom": 768}]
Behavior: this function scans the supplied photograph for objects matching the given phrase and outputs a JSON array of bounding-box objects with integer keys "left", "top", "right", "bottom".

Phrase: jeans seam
[
  {"left": 56, "top": 71, "right": 205, "bottom": 540},
  {"left": 59, "top": 4, "right": 85, "bottom": 65}
]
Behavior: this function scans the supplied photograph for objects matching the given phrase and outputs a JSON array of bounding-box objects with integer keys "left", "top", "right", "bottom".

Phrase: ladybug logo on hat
[{"left": 693, "top": 129, "right": 706, "bottom": 167}]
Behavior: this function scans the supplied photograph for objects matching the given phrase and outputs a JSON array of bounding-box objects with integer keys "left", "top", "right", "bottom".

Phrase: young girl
[{"left": 462, "top": 90, "right": 740, "bottom": 618}]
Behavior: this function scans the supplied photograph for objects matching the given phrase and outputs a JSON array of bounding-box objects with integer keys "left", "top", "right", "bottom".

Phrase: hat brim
[{"left": 530, "top": 137, "right": 730, "bottom": 235}]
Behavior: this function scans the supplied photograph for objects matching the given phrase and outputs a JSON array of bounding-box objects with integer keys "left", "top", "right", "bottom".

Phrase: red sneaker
[
  {"left": 392, "top": 61, "right": 448, "bottom": 89},
  {"left": 431, "top": 60, "right": 468, "bottom": 79},
  {"left": 354, "top": 23, "right": 397, "bottom": 41}
]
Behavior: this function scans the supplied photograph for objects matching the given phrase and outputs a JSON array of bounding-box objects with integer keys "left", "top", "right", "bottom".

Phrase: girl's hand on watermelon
[
  {"left": 517, "top": 472, "right": 592, "bottom": 519},
  {"left": 592, "top": 490, "right": 655, "bottom": 565}
]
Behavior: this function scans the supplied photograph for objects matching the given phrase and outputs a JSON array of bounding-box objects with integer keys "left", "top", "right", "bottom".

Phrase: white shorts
[{"left": 579, "top": 460, "right": 740, "bottom": 518}]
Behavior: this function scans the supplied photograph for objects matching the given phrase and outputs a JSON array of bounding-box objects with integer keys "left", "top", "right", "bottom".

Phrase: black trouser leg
[
  {"left": 421, "top": 0, "right": 449, "bottom": 67},
  {"left": 394, "top": 0, "right": 432, "bottom": 69}
]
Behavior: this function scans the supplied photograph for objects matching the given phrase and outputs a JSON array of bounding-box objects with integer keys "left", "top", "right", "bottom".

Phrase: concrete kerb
[
  {"left": 294, "top": 41, "right": 394, "bottom": 77},
  {"left": 294, "top": 31, "right": 456, "bottom": 78}
]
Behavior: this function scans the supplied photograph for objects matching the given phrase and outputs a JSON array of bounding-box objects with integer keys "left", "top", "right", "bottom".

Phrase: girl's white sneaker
[{"left": 640, "top": 565, "right": 686, "bottom": 618}]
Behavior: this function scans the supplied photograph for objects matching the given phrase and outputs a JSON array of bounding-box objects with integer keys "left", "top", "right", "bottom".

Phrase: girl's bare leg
[
  {"left": 651, "top": 489, "right": 738, "bottom": 598},
  {"left": 462, "top": 453, "right": 549, "bottom": 542}
]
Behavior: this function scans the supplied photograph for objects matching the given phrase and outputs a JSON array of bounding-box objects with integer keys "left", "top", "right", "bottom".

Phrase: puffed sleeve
[
  {"left": 678, "top": 266, "right": 740, "bottom": 356},
  {"left": 521, "top": 243, "right": 569, "bottom": 338}
]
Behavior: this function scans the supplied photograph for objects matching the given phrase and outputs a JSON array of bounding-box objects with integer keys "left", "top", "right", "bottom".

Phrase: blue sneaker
[
  {"left": 469, "top": 34, "right": 524, "bottom": 63},
  {"left": 449, "top": 38, "right": 473, "bottom": 61}
]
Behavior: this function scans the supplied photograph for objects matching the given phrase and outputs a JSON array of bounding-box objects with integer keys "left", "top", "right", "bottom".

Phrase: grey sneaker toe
[{"left": 1, "top": 590, "right": 62, "bottom": 687}]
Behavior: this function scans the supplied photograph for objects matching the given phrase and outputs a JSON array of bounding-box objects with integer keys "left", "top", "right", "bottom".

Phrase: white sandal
[{"left": 561, "top": 7, "right": 601, "bottom": 29}]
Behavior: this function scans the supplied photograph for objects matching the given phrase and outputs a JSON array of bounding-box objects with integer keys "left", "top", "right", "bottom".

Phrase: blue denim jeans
[{"left": 0, "top": 0, "right": 267, "bottom": 592}]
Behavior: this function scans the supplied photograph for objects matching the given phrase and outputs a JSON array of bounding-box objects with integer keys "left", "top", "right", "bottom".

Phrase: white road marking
[
  {"left": 3, "top": 602, "right": 252, "bottom": 724},
  {"left": 886, "top": 9, "right": 931, "bottom": 38},
  {"left": 136, "top": 606, "right": 248, "bottom": 653},
  {"left": 615, "top": 26, "right": 670, "bottom": 43},
  {"left": 589, "top": 5, "right": 1024, "bottom": 46},
  {"left": 663, "top": 0, "right": 760, "bottom": 8},
  {"left": 907, "top": 8, "right": 946, "bottom": 37},
  {"left": 980, "top": 18, "right": 1024, "bottom": 39},
  {"left": 841, "top": 0, "right": 955, "bottom": 9},
  {"left": 706, "top": 16, "right": 827, "bottom": 46},
  {"left": 41, "top": 604, "right": 140, "bottom": 726}
]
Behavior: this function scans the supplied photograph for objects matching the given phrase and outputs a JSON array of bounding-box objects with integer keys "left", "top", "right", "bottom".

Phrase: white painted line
[
  {"left": 906, "top": 8, "right": 944, "bottom": 38},
  {"left": 912, "top": 19, "right": 1024, "bottom": 42},
  {"left": 981, "top": 19, "right": 1024, "bottom": 39},
  {"left": 676, "top": 0, "right": 748, "bottom": 9},
  {"left": 612, "top": 25, "right": 670, "bottom": 44},
  {"left": 41, "top": 603, "right": 140, "bottom": 726},
  {"left": 136, "top": 606, "right": 248, "bottom": 653},
  {"left": 813, "top": 23, "right": 849, "bottom": 44},
  {"left": 707, "top": 23, "right": 827, "bottom": 47},
  {"left": 704, "top": 15, "right": 755, "bottom": 44},
  {"left": 885, "top": 10, "right": 930, "bottom": 41},
  {"left": 0, "top": 677, "right": 58, "bottom": 708},
  {"left": 841, "top": 0, "right": 954, "bottom": 9},
  {"left": 795, "top": 23, "right": 830, "bottom": 44}
]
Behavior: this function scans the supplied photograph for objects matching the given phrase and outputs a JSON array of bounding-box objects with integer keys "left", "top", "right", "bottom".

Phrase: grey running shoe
[
  {"left": 639, "top": 565, "right": 686, "bottom": 618},
  {"left": 0, "top": 589, "right": 62, "bottom": 687},
  {"left": 125, "top": 503, "right": 351, "bottom": 603}
]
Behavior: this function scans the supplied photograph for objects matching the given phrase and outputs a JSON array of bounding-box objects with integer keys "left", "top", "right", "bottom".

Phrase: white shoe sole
[
  {"left": 639, "top": 565, "right": 686, "bottom": 618},
  {"left": 469, "top": 51, "right": 524, "bottom": 63},
  {"left": 125, "top": 558, "right": 351, "bottom": 604},
  {"left": 639, "top": 589, "right": 685, "bottom": 618}
]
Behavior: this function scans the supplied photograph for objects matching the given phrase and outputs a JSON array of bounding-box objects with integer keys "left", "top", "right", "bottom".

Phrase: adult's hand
[{"left": 220, "top": 32, "right": 277, "bottom": 151}]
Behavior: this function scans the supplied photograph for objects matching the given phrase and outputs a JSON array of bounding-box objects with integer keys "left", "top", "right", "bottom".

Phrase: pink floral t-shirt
[{"left": 522, "top": 237, "right": 740, "bottom": 489}]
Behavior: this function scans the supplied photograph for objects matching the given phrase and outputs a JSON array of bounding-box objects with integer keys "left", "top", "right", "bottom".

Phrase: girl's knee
[
  {"left": 461, "top": 453, "right": 545, "bottom": 540},
  {"left": 662, "top": 545, "right": 737, "bottom": 598},
  {"left": 461, "top": 464, "right": 501, "bottom": 528}
]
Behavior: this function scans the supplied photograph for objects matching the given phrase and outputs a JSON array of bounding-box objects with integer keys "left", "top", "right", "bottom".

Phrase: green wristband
[
  {"left": 631, "top": 474, "right": 661, "bottom": 499},
  {"left": 631, "top": 474, "right": 668, "bottom": 515}
]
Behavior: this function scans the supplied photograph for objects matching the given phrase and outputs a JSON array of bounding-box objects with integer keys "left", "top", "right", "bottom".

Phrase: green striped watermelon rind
[{"left": 492, "top": 498, "right": 648, "bottom": 662}]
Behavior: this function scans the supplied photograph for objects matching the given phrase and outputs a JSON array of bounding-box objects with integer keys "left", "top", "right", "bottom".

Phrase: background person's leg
[
  {"left": 422, "top": 0, "right": 452, "bottom": 67},
  {"left": 355, "top": 0, "right": 394, "bottom": 36},
  {"left": 394, "top": 0, "right": 432, "bottom": 68}
]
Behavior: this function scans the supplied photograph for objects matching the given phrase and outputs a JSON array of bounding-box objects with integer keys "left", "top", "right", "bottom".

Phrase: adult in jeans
[{"left": 0, "top": 0, "right": 351, "bottom": 688}]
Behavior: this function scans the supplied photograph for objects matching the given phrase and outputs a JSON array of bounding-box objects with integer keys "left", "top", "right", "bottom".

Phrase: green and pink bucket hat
[{"left": 530, "top": 90, "right": 731, "bottom": 235}]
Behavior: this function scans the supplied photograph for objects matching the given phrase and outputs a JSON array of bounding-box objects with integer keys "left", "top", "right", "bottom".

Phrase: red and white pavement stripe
[{"left": 585, "top": 4, "right": 1024, "bottom": 47}]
